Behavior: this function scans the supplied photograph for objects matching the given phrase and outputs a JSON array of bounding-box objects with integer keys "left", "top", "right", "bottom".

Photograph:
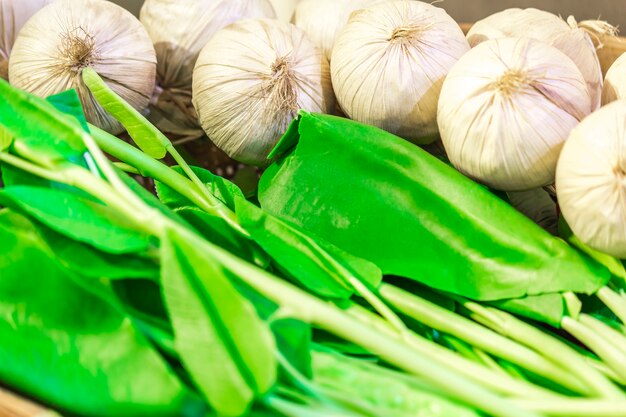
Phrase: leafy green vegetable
[
  {"left": 0, "top": 78, "right": 87, "bottom": 166},
  {"left": 156, "top": 165, "right": 245, "bottom": 212},
  {"left": 161, "top": 225, "right": 277, "bottom": 417},
  {"left": 0, "top": 209, "right": 202, "bottom": 417},
  {"left": 0, "top": 185, "right": 153, "bottom": 254},
  {"left": 259, "top": 112, "right": 611, "bottom": 304}
]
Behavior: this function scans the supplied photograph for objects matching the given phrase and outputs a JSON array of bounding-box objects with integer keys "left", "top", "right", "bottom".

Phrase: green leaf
[
  {"left": 0, "top": 127, "right": 12, "bottom": 151},
  {"left": 156, "top": 165, "right": 245, "bottom": 212},
  {"left": 0, "top": 209, "right": 202, "bottom": 417},
  {"left": 82, "top": 68, "right": 168, "bottom": 159},
  {"left": 272, "top": 319, "right": 313, "bottom": 379},
  {"left": 175, "top": 206, "right": 262, "bottom": 264},
  {"left": 46, "top": 90, "right": 89, "bottom": 132},
  {"left": 236, "top": 198, "right": 382, "bottom": 299},
  {"left": 38, "top": 224, "right": 159, "bottom": 280},
  {"left": 161, "top": 225, "right": 277, "bottom": 417},
  {"left": 0, "top": 185, "right": 152, "bottom": 254},
  {"left": 259, "top": 112, "right": 611, "bottom": 303},
  {"left": 489, "top": 293, "right": 578, "bottom": 328},
  {"left": 0, "top": 79, "right": 87, "bottom": 165},
  {"left": 558, "top": 216, "right": 626, "bottom": 282}
]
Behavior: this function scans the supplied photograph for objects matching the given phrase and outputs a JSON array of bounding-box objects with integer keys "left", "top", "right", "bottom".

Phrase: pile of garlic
[
  {"left": 8, "top": 0, "right": 156, "bottom": 134},
  {"left": 139, "top": 0, "right": 276, "bottom": 140}
]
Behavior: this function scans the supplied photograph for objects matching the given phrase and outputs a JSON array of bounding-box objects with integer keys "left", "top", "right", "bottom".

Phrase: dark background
[{"left": 112, "top": 0, "right": 626, "bottom": 30}]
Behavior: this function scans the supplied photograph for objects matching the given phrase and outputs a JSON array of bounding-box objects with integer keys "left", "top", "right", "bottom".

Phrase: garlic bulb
[
  {"left": 602, "top": 52, "right": 626, "bottom": 104},
  {"left": 556, "top": 100, "right": 626, "bottom": 258},
  {"left": 9, "top": 0, "right": 156, "bottom": 134},
  {"left": 139, "top": 0, "right": 276, "bottom": 139},
  {"left": 192, "top": 18, "right": 334, "bottom": 166},
  {"left": 293, "top": 0, "right": 379, "bottom": 61},
  {"left": 466, "top": 8, "right": 603, "bottom": 110},
  {"left": 0, "top": 0, "right": 55, "bottom": 80},
  {"left": 270, "top": 0, "right": 299, "bottom": 22},
  {"left": 330, "top": 1, "right": 469, "bottom": 144},
  {"left": 437, "top": 37, "right": 591, "bottom": 191}
]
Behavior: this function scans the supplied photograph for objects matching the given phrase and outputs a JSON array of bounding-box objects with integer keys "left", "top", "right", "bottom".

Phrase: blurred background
[{"left": 112, "top": 0, "right": 626, "bottom": 30}]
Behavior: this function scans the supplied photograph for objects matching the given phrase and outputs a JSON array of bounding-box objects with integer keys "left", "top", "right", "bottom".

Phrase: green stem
[
  {"left": 213, "top": 249, "right": 543, "bottom": 417},
  {"left": 379, "top": 284, "right": 591, "bottom": 396},
  {"left": 344, "top": 303, "right": 558, "bottom": 399},
  {"left": 514, "top": 399, "right": 626, "bottom": 417},
  {"left": 441, "top": 335, "right": 509, "bottom": 376},
  {"left": 457, "top": 300, "right": 623, "bottom": 399},
  {"left": 598, "top": 286, "right": 626, "bottom": 324},
  {"left": 90, "top": 125, "right": 234, "bottom": 226},
  {"left": 113, "top": 162, "right": 140, "bottom": 174},
  {"left": 561, "top": 316, "right": 626, "bottom": 384}
]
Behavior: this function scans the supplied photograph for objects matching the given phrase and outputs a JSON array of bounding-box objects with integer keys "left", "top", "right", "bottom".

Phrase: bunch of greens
[{"left": 2, "top": 69, "right": 626, "bottom": 417}]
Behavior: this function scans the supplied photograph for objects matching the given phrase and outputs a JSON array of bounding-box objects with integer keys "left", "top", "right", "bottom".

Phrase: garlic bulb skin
[
  {"left": 9, "top": 0, "right": 156, "bottom": 134},
  {"left": 556, "top": 100, "right": 626, "bottom": 258},
  {"left": 269, "top": 0, "right": 299, "bottom": 22},
  {"left": 466, "top": 8, "right": 603, "bottom": 110},
  {"left": 0, "top": 0, "right": 55, "bottom": 80},
  {"left": 293, "top": 0, "right": 378, "bottom": 61},
  {"left": 140, "top": 0, "right": 276, "bottom": 91},
  {"left": 438, "top": 37, "right": 591, "bottom": 191},
  {"left": 330, "top": 1, "right": 470, "bottom": 144},
  {"left": 602, "top": 52, "right": 626, "bottom": 105},
  {"left": 193, "top": 18, "right": 334, "bottom": 166}
]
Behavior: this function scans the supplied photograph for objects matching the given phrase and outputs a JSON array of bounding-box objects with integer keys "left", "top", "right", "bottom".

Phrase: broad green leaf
[
  {"left": 175, "top": 206, "right": 262, "bottom": 264},
  {"left": 0, "top": 185, "right": 152, "bottom": 254},
  {"left": 161, "top": 226, "right": 277, "bottom": 417},
  {"left": 259, "top": 112, "right": 611, "bottom": 303},
  {"left": 0, "top": 128, "right": 12, "bottom": 151},
  {"left": 236, "top": 198, "right": 382, "bottom": 299},
  {"left": 38, "top": 224, "right": 159, "bottom": 280},
  {"left": 489, "top": 293, "right": 578, "bottom": 328},
  {"left": 558, "top": 216, "right": 626, "bottom": 282},
  {"left": 272, "top": 319, "right": 313, "bottom": 379},
  {"left": 82, "top": 68, "right": 168, "bottom": 159},
  {"left": 0, "top": 209, "right": 202, "bottom": 417},
  {"left": 156, "top": 165, "right": 245, "bottom": 212},
  {"left": 0, "top": 79, "right": 87, "bottom": 165},
  {"left": 46, "top": 90, "right": 89, "bottom": 132}
]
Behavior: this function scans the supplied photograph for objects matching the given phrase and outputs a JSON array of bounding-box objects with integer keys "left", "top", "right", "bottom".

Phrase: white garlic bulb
[
  {"left": 140, "top": 0, "right": 276, "bottom": 139},
  {"left": 602, "top": 52, "right": 626, "bottom": 105},
  {"left": 293, "top": 0, "right": 379, "bottom": 61},
  {"left": 193, "top": 18, "right": 334, "bottom": 166},
  {"left": 269, "top": 0, "right": 299, "bottom": 22},
  {"left": 0, "top": 0, "right": 55, "bottom": 80},
  {"left": 9, "top": 0, "right": 156, "bottom": 134},
  {"left": 466, "top": 8, "right": 603, "bottom": 110},
  {"left": 556, "top": 100, "right": 626, "bottom": 258},
  {"left": 437, "top": 37, "right": 591, "bottom": 191},
  {"left": 330, "top": 1, "right": 469, "bottom": 144}
]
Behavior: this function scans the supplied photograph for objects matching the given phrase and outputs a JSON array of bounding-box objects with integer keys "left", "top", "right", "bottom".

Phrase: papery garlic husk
[
  {"left": 140, "top": 0, "right": 276, "bottom": 139},
  {"left": 270, "top": 0, "right": 299, "bottom": 22},
  {"left": 9, "top": 0, "right": 156, "bottom": 134},
  {"left": 0, "top": 0, "right": 56, "bottom": 80},
  {"left": 437, "top": 37, "right": 591, "bottom": 191},
  {"left": 192, "top": 18, "right": 334, "bottom": 166},
  {"left": 556, "top": 100, "right": 626, "bottom": 258},
  {"left": 293, "top": 0, "right": 379, "bottom": 61},
  {"left": 466, "top": 8, "right": 603, "bottom": 110},
  {"left": 330, "top": 0, "right": 470, "bottom": 144},
  {"left": 602, "top": 52, "right": 626, "bottom": 105}
]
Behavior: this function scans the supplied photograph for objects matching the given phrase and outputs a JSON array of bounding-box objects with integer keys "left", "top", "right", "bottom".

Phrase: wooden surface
[{"left": 0, "top": 388, "right": 59, "bottom": 417}]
